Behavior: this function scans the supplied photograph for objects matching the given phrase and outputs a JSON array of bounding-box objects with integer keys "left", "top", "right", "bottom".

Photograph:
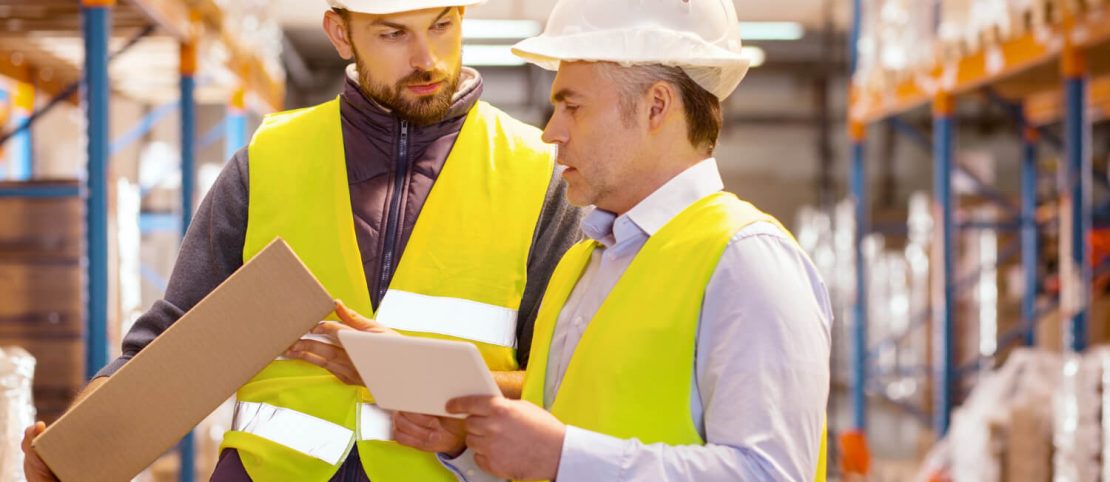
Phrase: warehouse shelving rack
[
  {"left": 844, "top": 0, "right": 1110, "bottom": 457},
  {"left": 0, "top": 1, "right": 284, "bottom": 480}
]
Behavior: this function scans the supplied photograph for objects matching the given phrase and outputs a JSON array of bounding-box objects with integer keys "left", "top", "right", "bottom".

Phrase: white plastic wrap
[
  {"left": 915, "top": 349, "right": 1061, "bottom": 482},
  {"left": 0, "top": 347, "right": 36, "bottom": 482},
  {"left": 212, "top": 0, "right": 285, "bottom": 83},
  {"left": 1054, "top": 348, "right": 1110, "bottom": 482},
  {"left": 855, "top": 0, "right": 939, "bottom": 91}
]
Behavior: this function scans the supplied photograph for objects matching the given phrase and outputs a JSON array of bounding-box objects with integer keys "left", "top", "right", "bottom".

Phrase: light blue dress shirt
[{"left": 443, "top": 158, "right": 832, "bottom": 482}]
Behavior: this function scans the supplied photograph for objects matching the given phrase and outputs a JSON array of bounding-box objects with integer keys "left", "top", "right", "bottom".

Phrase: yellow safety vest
[
  {"left": 521, "top": 192, "right": 827, "bottom": 482},
  {"left": 219, "top": 98, "right": 554, "bottom": 481}
]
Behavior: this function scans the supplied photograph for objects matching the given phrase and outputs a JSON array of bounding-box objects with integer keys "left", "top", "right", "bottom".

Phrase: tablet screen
[{"left": 337, "top": 331, "right": 502, "bottom": 418}]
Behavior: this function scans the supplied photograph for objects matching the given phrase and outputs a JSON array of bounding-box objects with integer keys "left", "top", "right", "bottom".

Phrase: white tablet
[{"left": 337, "top": 330, "right": 502, "bottom": 418}]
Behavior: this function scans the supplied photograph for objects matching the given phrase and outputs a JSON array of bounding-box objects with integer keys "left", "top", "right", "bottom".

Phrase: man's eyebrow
[
  {"left": 552, "top": 88, "right": 582, "bottom": 103},
  {"left": 370, "top": 18, "right": 409, "bottom": 30}
]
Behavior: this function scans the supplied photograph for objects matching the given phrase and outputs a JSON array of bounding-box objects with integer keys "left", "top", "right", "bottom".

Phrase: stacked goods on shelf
[
  {"left": 854, "top": 0, "right": 940, "bottom": 94},
  {"left": 211, "top": 0, "right": 286, "bottom": 86},
  {"left": 916, "top": 348, "right": 1110, "bottom": 481},
  {"left": 1054, "top": 348, "right": 1110, "bottom": 482},
  {"left": 795, "top": 194, "right": 933, "bottom": 404},
  {"left": 855, "top": 0, "right": 1071, "bottom": 93},
  {"left": 0, "top": 181, "right": 84, "bottom": 424},
  {"left": 0, "top": 347, "right": 34, "bottom": 480},
  {"left": 795, "top": 201, "right": 860, "bottom": 386},
  {"left": 914, "top": 349, "right": 1061, "bottom": 482}
]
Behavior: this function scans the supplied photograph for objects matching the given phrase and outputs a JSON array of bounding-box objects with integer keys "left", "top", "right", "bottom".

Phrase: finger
[
  {"left": 446, "top": 395, "right": 497, "bottom": 416},
  {"left": 398, "top": 412, "right": 442, "bottom": 430},
  {"left": 392, "top": 419, "right": 435, "bottom": 450},
  {"left": 392, "top": 428, "right": 432, "bottom": 451},
  {"left": 21, "top": 424, "right": 34, "bottom": 452},
  {"left": 473, "top": 452, "right": 494, "bottom": 474},
  {"left": 287, "top": 350, "right": 362, "bottom": 385},
  {"left": 291, "top": 339, "right": 347, "bottom": 362},
  {"left": 393, "top": 412, "right": 435, "bottom": 440},
  {"left": 312, "top": 321, "right": 352, "bottom": 339},
  {"left": 336, "top": 301, "right": 381, "bottom": 331},
  {"left": 462, "top": 415, "right": 497, "bottom": 437}
]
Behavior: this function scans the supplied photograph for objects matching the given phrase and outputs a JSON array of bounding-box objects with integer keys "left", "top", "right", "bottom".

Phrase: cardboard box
[
  {"left": 0, "top": 262, "right": 82, "bottom": 333},
  {"left": 32, "top": 239, "right": 334, "bottom": 482},
  {"left": 0, "top": 184, "right": 83, "bottom": 262}
]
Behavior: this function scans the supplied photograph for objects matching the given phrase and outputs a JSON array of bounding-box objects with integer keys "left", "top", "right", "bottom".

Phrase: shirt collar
[{"left": 580, "top": 157, "right": 724, "bottom": 245}]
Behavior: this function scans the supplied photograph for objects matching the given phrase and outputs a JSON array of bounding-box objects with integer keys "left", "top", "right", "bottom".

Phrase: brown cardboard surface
[{"left": 32, "top": 238, "right": 335, "bottom": 482}]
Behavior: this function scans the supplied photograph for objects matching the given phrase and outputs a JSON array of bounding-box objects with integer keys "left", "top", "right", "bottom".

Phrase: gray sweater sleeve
[
  {"left": 95, "top": 149, "right": 250, "bottom": 378},
  {"left": 516, "top": 169, "right": 584, "bottom": 368}
]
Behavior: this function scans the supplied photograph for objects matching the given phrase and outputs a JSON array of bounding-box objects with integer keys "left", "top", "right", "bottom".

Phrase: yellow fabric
[
  {"left": 522, "top": 192, "right": 827, "bottom": 482},
  {"left": 221, "top": 97, "right": 554, "bottom": 482}
]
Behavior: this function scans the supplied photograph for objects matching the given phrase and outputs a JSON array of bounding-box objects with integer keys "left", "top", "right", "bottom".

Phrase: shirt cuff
[
  {"left": 437, "top": 449, "right": 504, "bottom": 482},
  {"left": 557, "top": 425, "right": 627, "bottom": 482}
]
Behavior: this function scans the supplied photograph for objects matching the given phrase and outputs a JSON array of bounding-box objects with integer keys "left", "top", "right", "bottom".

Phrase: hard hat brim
[
  {"left": 327, "top": 0, "right": 485, "bottom": 15},
  {"left": 511, "top": 28, "right": 751, "bottom": 99}
]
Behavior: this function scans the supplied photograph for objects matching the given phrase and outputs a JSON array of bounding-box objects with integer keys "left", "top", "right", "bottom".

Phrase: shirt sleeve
[
  {"left": 437, "top": 449, "right": 507, "bottom": 482},
  {"left": 95, "top": 148, "right": 251, "bottom": 378},
  {"left": 554, "top": 222, "right": 833, "bottom": 482}
]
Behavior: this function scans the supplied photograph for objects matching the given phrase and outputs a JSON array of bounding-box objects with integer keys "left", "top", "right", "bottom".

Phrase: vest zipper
[{"left": 379, "top": 119, "right": 409, "bottom": 302}]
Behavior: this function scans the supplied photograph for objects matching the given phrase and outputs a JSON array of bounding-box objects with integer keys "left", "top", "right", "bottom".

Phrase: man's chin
[{"left": 565, "top": 188, "right": 595, "bottom": 208}]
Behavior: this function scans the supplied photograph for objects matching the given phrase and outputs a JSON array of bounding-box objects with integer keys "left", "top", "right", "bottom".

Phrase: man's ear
[
  {"left": 323, "top": 10, "right": 355, "bottom": 60},
  {"left": 645, "top": 81, "right": 677, "bottom": 132}
]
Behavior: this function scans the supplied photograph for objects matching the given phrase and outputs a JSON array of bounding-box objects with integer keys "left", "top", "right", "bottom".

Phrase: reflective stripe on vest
[
  {"left": 358, "top": 403, "right": 393, "bottom": 442},
  {"left": 521, "top": 192, "right": 828, "bottom": 482},
  {"left": 376, "top": 290, "right": 517, "bottom": 347},
  {"left": 222, "top": 97, "right": 554, "bottom": 482},
  {"left": 232, "top": 402, "right": 353, "bottom": 465},
  {"left": 231, "top": 402, "right": 398, "bottom": 459}
]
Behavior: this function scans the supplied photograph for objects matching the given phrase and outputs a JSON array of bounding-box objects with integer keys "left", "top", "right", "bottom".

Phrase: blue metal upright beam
[
  {"left": 850, "top": 123, "right": 868, "bottom": 432},
  {"left": 932, "top": 93, "right": 956, "bottom": 436},
  {"left": 180, "top": 45, "right": 197, "bottom": 238},
  {"left": 0, "top": 84, "right": 8, "bottom": 178},
  {"left": 847, "top": 0, "right": 867, "bottom": 435},
  {"left": 178, "top": 41, "right": 198, "bottom": 482},
  {"left": 225, "top": 89, "right": 248, "bottom": 162},
  {"left": 11, "top": 82, "right": 34, "bottom": 180},
  {"left": 1063, "top": 47, "right": 1091, "bottom": 353},
  {"left": 1021, "top": 128, "right": 1039, "bottom": 346},
  {"left": 82, "top": 0, "right": 113, "bottom": 380}
]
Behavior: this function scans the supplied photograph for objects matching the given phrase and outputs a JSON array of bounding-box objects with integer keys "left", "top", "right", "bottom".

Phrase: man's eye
[{"left": 381, "top": 30, "right": 405, "bottom": 40}]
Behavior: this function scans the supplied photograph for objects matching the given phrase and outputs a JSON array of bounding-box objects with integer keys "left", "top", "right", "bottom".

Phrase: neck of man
[{"left": 604, "top": 143, "right": 709, "bottom": 216}]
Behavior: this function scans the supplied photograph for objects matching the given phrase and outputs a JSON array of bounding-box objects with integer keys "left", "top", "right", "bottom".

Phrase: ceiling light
[
  {"left": 463, "top": 19, "right": 542, "bottom": 40},
  {"left": 462, "top": 45, "right": 526, "bottom": 67},
  {"left": 740, "top": 21, "right": 805, "bottom": 41}
]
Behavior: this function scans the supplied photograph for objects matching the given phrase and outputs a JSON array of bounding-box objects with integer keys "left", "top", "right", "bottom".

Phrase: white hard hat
[
  {"left": 327, "top": 0, "right": 485, "bottom": 15},
  {"left": 512, "top": 0, "right": 750, "bottom": 100}
]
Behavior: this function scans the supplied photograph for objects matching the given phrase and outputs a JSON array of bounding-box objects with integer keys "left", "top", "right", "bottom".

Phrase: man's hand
[
  {"left": 22, "top": 422, "right": 58, "bottom": 482},
  {"left": 446, "top": 396, "right": 565, "bottom": 480},
  {"left": 284, "top": 300, "right": 399, "bottom": 385},
  {"left": 392, "top": 412, "right": 467, "bottom": 457}
]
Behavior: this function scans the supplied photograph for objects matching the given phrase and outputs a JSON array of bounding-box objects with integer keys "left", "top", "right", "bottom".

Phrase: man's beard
[{"left": 353, "top": 53, "right": 462, "bottom": 126}]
